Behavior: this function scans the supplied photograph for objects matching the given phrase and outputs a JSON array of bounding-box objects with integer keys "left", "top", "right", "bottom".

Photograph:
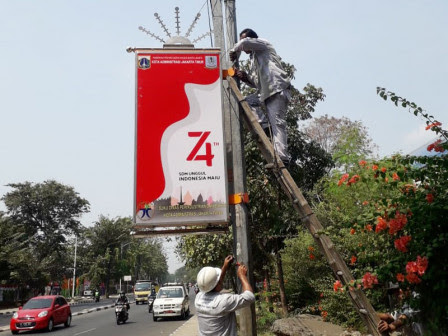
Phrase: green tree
[
  {"left": 1, "top": 180, "right": 89, "bottom": 296},
  {"left": 83, "top": 216, "right": 132, "bottom": 296},
  {"left": 176, "top": 232, "right": 233, "bottom": 269},
  {"left": 83, "top": 216, "right": 168, "bottom": 296},
  {"left": 176, "top": 61, "right": 332, "bottom": 318},
  {"left": 242, "top": 63, "right": 332, "bottom": 316},
  {"left": 303, "top": 115, "right": 377, "bottom": 171}
]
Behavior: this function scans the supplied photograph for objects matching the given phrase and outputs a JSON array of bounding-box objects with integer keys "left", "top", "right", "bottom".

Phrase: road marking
[{"left": 74, "top": 328, "right": 96, "bottom": 335}]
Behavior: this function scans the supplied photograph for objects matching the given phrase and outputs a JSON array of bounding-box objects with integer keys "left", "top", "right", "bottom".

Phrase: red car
[{"left": 10, "top": 295, "right": 72, "bottom": 334}]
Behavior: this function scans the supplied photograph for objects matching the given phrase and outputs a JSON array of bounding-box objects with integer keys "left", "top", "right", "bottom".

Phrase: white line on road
[{"left": 74, "top": 328, "right": 96, "bottom": 335}]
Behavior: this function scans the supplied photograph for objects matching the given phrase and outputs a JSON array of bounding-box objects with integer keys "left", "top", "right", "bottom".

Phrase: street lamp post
[{"left": 72, "top": 236, "right": 78, "bottom": 299}]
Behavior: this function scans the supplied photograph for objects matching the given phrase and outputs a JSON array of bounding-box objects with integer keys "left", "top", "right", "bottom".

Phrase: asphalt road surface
[{"left": 2, "top": 296, "right": 197, "bottom": 336}]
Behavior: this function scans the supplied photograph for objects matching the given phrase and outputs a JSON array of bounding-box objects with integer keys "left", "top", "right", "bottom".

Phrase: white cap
[{"left": 197, "top": 267, "right": 222, "bottom": 293}]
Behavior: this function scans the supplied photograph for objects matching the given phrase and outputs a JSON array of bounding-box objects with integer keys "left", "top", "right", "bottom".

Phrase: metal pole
[
  {"left": 223, "top": 1, "right": 256, "bottom": 335},
  {"left": 120, "top": 243, "right": 123, "bottom": 292},
  {"left": 207, "top": 0, "right": 258, "bottom": 334},
  {"left": 71, "top": 236, "right": 77, "bottom": 299}
]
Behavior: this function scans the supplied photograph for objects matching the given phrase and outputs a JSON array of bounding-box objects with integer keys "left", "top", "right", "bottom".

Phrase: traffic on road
[{"left": 1, "top": 288, "right": 197, "bottom": 336}]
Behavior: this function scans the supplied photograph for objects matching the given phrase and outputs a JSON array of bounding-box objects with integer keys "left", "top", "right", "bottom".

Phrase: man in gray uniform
[
  {"left": 195, "top": 255, "right": 255, "bottom": 336},
  {"left": 230, "top": 28, "right": 291, "bottom": 163}
]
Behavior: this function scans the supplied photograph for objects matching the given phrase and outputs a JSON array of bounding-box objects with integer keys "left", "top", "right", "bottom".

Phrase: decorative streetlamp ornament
[{"left": 138, "top": 7, "right": 212, "bottom": 48}]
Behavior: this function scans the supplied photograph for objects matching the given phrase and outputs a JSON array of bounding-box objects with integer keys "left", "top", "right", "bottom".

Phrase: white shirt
[
  {"left": 231, "top": 37, "right": 290, "bottom": 102},
  {"left": 195, "top": 290, "right": 255, "bottom": 336}
]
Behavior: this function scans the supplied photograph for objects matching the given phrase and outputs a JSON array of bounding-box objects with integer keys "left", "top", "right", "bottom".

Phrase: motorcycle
[
  {"left": 94, "top": 290, "right": 100, "bottom": 302},
  {"left": 115, "top": 303, "right": 129, "bottom": 324},
  {"left": 147, "top": 294, "right": 156, "bottom": 313}
]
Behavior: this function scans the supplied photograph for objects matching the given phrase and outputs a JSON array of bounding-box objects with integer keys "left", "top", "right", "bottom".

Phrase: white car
[{"left": 152, "top": 285, "right": 190, "bottom": 321}]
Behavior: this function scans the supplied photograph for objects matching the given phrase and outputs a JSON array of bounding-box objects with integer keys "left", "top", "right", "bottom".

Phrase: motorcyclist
[
  {"left": 115, "top": 291, "right": 130, "bottom": 310},
  {"left": 148, "top": 288, "right": 157, "bottom": 313},
  {"left": 94, "top": 288, "right": 100, "bottom": 302}
]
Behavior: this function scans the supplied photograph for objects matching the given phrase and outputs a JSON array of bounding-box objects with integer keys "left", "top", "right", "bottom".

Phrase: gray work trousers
[{"left": 246, "top": 90, "right": 290, "bottom": 161}]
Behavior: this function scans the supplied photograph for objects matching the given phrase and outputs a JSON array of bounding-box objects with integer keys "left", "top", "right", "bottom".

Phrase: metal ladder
[{"left": 226, "top": 75, "right": 383, "bottom": 336}]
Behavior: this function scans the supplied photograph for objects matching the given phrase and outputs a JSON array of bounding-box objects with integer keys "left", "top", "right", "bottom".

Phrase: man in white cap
[{"left": 195, "top": 255, "right": 255, "bottom": 336}]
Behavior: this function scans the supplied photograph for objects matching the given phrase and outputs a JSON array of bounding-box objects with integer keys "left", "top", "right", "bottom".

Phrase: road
[{"left": 1, "top": 293, "right": 197, "bottom": 336}]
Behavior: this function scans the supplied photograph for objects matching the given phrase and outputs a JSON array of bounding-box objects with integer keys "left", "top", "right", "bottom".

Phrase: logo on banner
[
  {"left": 138, "top": 56, "right": 151, "bottom": 70},
  {"left": 205, "top": 56, "right": 218, "bottom": 69},
  {"left": 187, "top": 131, "right": 215, "bottom": 166},
  {"left": 137, "top": 202, "right": 155, "bottom": 221}
]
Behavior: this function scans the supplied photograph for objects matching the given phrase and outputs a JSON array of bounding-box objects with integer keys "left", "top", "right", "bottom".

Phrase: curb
[
  {"left": 71, "top": 304, "right": 115, "bottom": 317},
  {"left": 169, "top": 315, "right": 198, "bottom": 336},
  {"left": 0, "top": 302, "right": 134, "bottom": 333}
]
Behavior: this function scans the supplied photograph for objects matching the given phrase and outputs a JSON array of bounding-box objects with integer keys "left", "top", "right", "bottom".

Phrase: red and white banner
[{"left": 134, "top": 49, "right": 228, "bottom": 226}]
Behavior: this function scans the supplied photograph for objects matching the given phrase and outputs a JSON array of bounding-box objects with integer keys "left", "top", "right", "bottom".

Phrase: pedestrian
[
  {"left": 229, "top": 28, "right": 291, "bottom": 164},
  {"left": 195, "top": 255, "right": 255, "bottom": 336}
]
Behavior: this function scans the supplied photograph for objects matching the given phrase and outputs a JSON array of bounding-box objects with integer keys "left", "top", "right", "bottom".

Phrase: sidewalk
[{"left": 170, "top": 315, "right": 198, "bottom": 336}]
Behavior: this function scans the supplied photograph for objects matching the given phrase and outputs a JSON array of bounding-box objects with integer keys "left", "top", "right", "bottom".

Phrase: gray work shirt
[
  {"left": 195, "top": 290, "right": 255, "bottom": 336},
  {"left": 231, "top": 37, "right": 290, "bottom": 102}
]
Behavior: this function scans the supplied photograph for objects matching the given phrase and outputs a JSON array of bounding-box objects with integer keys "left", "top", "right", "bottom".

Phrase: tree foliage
[
  {"left": 303, "top": 115, "right": 377, "bottom": 171},
  {"left": 285, "top": 90, "right": 447, "bottom": 333},
  {"left": 1, "top": 180, "right": 89, "bottom": 294},
  {"left": 82, "top": 216, "right": 168, "bottom": 295},
  {"left": 177, "top": 61, "right": 333, "bottom": 320}
]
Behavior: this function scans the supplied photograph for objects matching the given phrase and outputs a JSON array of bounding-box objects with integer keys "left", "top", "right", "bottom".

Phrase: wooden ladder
[{"left": 226, "top": 75, "right": 383, "bottom": 336}]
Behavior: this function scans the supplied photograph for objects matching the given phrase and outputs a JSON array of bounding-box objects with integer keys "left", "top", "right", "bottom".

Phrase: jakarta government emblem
[{"left": 138, "top": 56, "right": 151, "bottom": 70}]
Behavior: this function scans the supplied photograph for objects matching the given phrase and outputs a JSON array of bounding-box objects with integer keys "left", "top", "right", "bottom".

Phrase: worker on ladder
[{"left": 229, "top": 28, "right": 291, "bottom": 165}]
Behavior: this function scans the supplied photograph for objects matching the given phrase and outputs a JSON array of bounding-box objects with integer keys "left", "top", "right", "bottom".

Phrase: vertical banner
[{"left": 134, "top": 49, "right": 228, "bottom": 226}]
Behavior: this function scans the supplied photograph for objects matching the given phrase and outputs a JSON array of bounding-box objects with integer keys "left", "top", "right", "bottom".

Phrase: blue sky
[{"left": 1, "top": 0, "right": 447, "bottom": 272}]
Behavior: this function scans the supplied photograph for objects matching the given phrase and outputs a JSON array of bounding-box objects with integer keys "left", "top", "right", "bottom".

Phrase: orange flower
[
  {"left": 365, "top": 224, "right": 373, "bottom": 232},
  {"left": 416, "top": 256, "right": 428, "bottom": 276},
  {"left": 396, "top": 273, "right": 405, "bottom": 282},
  {"left": 321, "top": 311, "right": 328, "bottom": 320},
  {"left": 394, "top": 235, "right": 412, "bottom": 252},
  {"left": 427, "top": 139, "right": 445, "bottom": 152},
  {"left": 392, "top": 172, "right": 400, "bottom": 181},
  {"left": 333, "top": 280, "right": 343, "bottom": 292},
  {"left": 388, "top": 212, "right": 407, "bottom": 235},
  {"left": 350, "top": 255, "right": 357, "bottom": 265},
  {"left": 405, "top": 256, "right": 428, "bottom": 284},
  {"left": 406, "top": 272, "right": 421, "bottom": 284},
  {"left": 308, "top": 246, "right": 314, "bottom": 252},
  {"left": 347, "top": 174, "right": 360, "bottom": 186},
  {"left": 425, "top": 121, "right": 442, "bottom": 130},
  {"left": 381, "top": 167, "right": 387, "bottom": 173},
  {"left": 375, "top": 216, "right": 387, "bottom": 233},
  {"left": 359, "top": 160, "right": 367, "bottom": 166},
  {"left": 362, "top": 200, "right": 369, "bottom": 206},
  {"left": 309, "top": 253, "right": 315, "bottom": 260},
  {"left": 338, "top": 173, "right": 350, "bottom": 186},
  {"left": 372, "top": 164, "right": 378, "bottom": 171},
  {"left": 426, "top": 193, "right": 434, "bottom": 203},
  {"left": 362, "top": 272, "right": 378, "bottom": 289},
  {"left": 350, "top": 228, "right": 356, "bottom": 235}
]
